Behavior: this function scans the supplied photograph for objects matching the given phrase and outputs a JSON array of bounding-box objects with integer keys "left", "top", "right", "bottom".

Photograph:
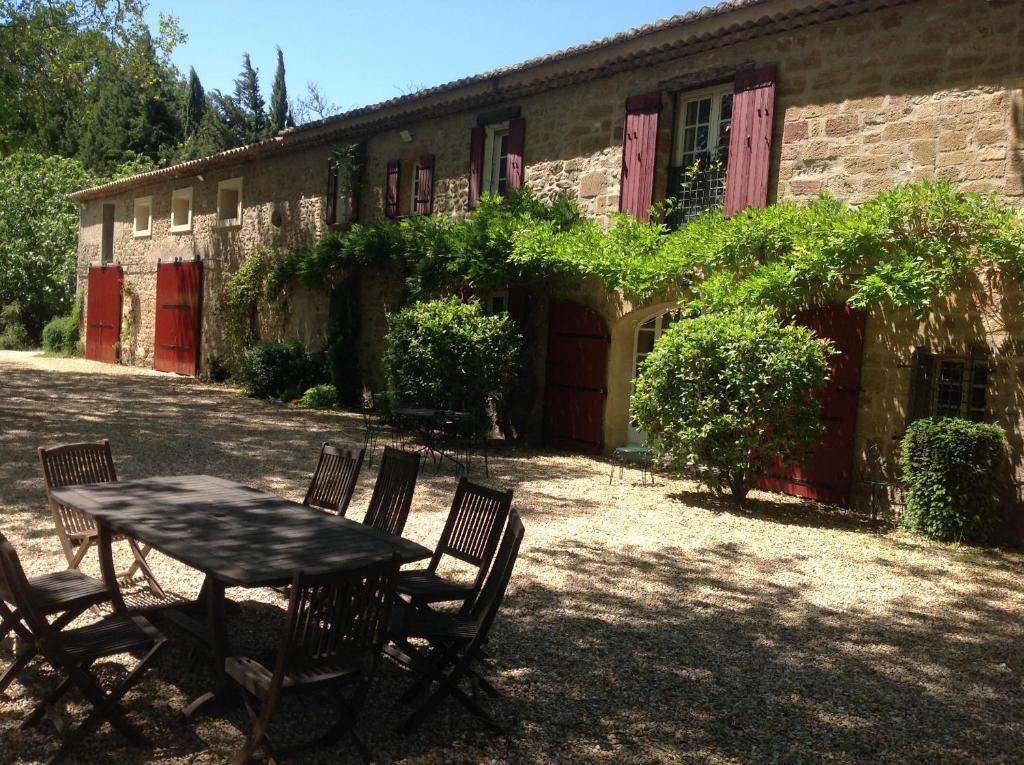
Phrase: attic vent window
[
  {"left": 133, "top": 196, "right": 152, "bottom": 238},
  {"left": 217, "top": 177, "right": 243, "bottom": 227},
  {"left": 170, "top": 187, "right": 193, "bottom": 233}
]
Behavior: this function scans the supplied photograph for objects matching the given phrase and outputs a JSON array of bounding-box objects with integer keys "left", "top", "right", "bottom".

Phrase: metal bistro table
[
  {"left": 392, "top": 407, "right": 472, "bottom": 472},
  {"left": 48, "top": 474, "right": 431, "bottom": 715}
]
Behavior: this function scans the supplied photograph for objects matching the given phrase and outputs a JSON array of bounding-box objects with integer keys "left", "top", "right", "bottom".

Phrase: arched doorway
[
  {"left": 543, "top": 300, "right": 610, "bottom": 452},
  {"left": 629, "top": 307, "right": 682, "bottom": 444}
]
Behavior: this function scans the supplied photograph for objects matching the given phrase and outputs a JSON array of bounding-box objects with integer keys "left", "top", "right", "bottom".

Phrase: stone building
[{"left": 71, "top": 0, "right": 1024, "bottom": 516}]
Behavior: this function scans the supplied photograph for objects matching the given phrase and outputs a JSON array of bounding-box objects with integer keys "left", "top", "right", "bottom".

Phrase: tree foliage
[
  {"left": 631, "top": 309, "right": 832, "bottom": 502},
  {"left": 0, "top": 151, "right": 96, "bottom": 337}
]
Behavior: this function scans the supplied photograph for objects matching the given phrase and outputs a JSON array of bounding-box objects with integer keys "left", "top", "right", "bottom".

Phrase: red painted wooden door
[
  {"left": 85, "top": 265, "right": 123, "bottom": 364},
  {"left": 543, "top": 300, "right": 609, "bottom": 452},
  {"left": 756, "top": 304, "right": 866, "bottom": 506},
  {"left": 154, "top": 261, "right": 202, "bottom": 376}
]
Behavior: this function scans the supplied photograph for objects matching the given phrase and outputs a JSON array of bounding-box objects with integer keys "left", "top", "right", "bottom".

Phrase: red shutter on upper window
[
  {"left": 507, "top": 117, "right": 526, "bottom": 189},
  {"left": 415, "top": 154, "right": 434, "bottom": 215},
  {"left": 618, "top": 92, "right": 661, "bottom": 221},
  {"left": 468, "top": 126, "right": 485, "bottom": 209},
  {"left": 724, "top": 66, "right": 777, "bottom": 217},
  {"left": 385, "top": 159, "right": 400, "bottom": 219},
  {"left": 325, "top": 158, "right": 338, "bottom": 225}
]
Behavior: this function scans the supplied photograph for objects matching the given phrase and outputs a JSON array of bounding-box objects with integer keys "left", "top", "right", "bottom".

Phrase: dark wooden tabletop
[{"left": 49, "top": 475, "right": 431, "bottom": 587}]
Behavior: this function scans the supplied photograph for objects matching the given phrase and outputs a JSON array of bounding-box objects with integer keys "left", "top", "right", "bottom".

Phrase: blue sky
[{"left": 144, "top": 1, "right": 710, "bottom": 118}]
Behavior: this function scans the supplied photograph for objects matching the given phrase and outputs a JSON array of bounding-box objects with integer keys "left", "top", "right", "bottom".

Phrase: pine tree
[
  {"left": 219, "top": 52, "right": 267, "bottom": 146},
  {"left": 268, "top": 47, "right": 289, "bottom": 137}
]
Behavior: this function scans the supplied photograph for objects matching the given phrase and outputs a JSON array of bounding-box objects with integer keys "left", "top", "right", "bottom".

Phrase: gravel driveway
[{"left": 1, "top": 350, "right": 1022, "bottom": 764}]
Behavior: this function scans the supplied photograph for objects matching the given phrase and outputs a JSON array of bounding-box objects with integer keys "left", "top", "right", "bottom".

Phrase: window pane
[
  {"left": 935, "top": 360, "right": 965, "bottom": 417},
  {"left": 720, "top": 93, "right": 733, "bottom": 122},
  {"left": 636, "top": 330, "right": 655, "bottom": 355},
  {"left": 697, "top": 98, "right": 711, "bottom": 123},
  {"left": 695, "top": 125, "right": 709, "bottom": 152},
  {"left": 683, "top": 127, "right": 696, "bottom": 153},
  {"left": 685, "top": 100, "right": 699, "bottom": 125}
]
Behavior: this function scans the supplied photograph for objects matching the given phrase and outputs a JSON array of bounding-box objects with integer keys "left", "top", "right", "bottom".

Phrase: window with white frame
[
  {"left": 132, "top": 196, "right": 152, "bottom": 237},
  {"left": 486, "top": 289, "right": 509, "bottom": 316},
  {"left": 409, "top": 163, "right": 422, "bottom": 215},
  {"left": 170, "top": 187, "right": 193, "bottom": 232},
  {"left": 909, "top": 353, "right": 989, "bottom": 423},
  {"left": 629, "top": 309, "right": 683, "bottom": 444},
  {"left": 668, "top": 85, "right": 734, "bottom": 225},
  {"left": 481, "top": 122, "right": 510, "bottom": 197},
  {"left": 217, "top": 177, "right": 243, "bottom": 227}
]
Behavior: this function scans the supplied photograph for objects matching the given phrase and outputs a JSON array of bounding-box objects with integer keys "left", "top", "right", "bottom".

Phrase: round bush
[
  {"left": 41, "top": 314, "right": 80, "bottom": 355},
  {"left": 899, "top": 417, "right": 1008, "bottom": 545},
  {"left": 239, "top": 341, "right": 327, "bottom": 400},
  {"left": 300, "top": 383, "right": 339, "bottom": 408},
  {"left": 631, "top": 308, "right": 832, "bottom": 502},
  {"left": 382, "top": 298, "right": 520, "bottom": 432}
]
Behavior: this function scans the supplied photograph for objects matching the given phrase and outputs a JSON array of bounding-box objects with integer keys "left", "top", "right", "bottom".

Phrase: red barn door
[
  {"left": 543, "top": 300, "right": 609, "bottom": 452},
  {"left": 85, "top": 264, "right": 123, "bottom": 364},
  {"left": 756, "top": 304, "right": 866, "bottom": 506},
  {"left": 154, "top": 260, "right": 202, "bottom": 376}
]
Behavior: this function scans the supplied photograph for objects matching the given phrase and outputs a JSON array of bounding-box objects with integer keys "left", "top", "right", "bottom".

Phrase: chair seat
[
  {"left": 396, "top": 570, "right": 475, "bottom": 603},
  {"left": 58, "top": 615, "right": 164, "bottom": 661},
  {"left": 390, "top": 601, "right": 479, "bottom": 642},
  {"left": 225, "top": 654, "right": 369, "bottom": 697},
  {"left": 25, "top": 569, "right": 111, "bottom": 613}
]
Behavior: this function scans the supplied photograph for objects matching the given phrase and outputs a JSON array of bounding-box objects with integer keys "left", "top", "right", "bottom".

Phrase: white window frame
[
  {"left": 628, "top": 309, "right": 682, "bottom": 445},
  {"left": 487, "top": 289, "right": 509, "bottom": 315},
  {"left": 481, "top": 121, "right": 510, "bottom": 196},
  {"left": 217, "top": 177, "right": 243, "bottom": 228},
  {"left": 132, "top": 196, "right": 152, "bottom": 238},
  {"left": 170, "top": 187, "right": 193, "bottom": 233},
  {"left": 671, "top": 84, "right": 734, "bottom": 168}
]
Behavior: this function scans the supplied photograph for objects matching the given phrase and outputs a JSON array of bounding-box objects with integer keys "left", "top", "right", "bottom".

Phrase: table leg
[
  {"left": 184, "top": 576, "right": 230, "bottom": 718},
  {"left": 97, "top": 521, "right": 127, "bottom": 614}
]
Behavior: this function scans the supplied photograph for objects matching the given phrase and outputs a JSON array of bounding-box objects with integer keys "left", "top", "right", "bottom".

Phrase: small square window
[
  {"left": 217, "top": 177, "right": 243, "bottom": 227},
  {"left": 132, "top": 196, "right": 152, "bottom": 238},
  {"left": 170, "top": 187, "right": 193, "bottom": 233}
]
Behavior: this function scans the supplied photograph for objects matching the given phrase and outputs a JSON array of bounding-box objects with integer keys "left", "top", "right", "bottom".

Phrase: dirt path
[{"left": 1, "top": 351, "right": 1022, "bottom": 764}]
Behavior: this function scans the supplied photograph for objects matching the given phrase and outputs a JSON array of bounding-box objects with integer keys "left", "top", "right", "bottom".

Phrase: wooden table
[{"left": 49, "top": 474, "right": 431, "bottom": 714}]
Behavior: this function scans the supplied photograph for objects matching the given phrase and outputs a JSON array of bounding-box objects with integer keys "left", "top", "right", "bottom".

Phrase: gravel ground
[{"left": 1, "top": 349, "right": 1023, "bottom": 765}]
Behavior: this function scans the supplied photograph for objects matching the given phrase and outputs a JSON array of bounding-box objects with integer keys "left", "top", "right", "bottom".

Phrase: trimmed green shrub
[
  {"left": 899, "top": 417, "right": 1008, "bottom": 545},
  {"left": 631, "top": 308, "right": 832, "bottom": 503},
  {"left": 300, "top": 383, "right": 338, "bottom": 408},
  {"left": 238, "top": 341, "right": 327, "bottom": 400},
  {"left": 41, "top": 315, "right": 79, "bottom": 355},
  {"left": 382, "top": 298, "right": 520, "bottom": 432}
]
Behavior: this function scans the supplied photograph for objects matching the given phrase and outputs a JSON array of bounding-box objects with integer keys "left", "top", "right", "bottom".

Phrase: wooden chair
[
  {"left": 0, "top": 532, "right": 166, "bottom": 764},
  {"left": 303, "top": 443, "right": 365, "bottom": 517},
  {"left": 225, "top": 557, "right": 400, "bottom": 765},
  {"left": 396, "top": 477, "right": 512, "bottom": 610},
  {"left": 0, "top": 557, "right": 111, "bottom": 695},
  {"left": 387, "top": 511, "right": 525, "bottom": 733},
  {"left": 38, "top": 440, "right": 165, "bottom": 598},
  {"left": 362, "top": 446, "right": 420, "bottom": 538}
]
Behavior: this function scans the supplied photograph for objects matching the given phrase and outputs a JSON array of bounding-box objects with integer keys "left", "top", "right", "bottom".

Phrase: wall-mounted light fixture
[
  {"left": 399, "top": 130, "right": 413, "bottom": 143},
  {"left": 197, "top": 174, "right": 205, "bottom": 182}
]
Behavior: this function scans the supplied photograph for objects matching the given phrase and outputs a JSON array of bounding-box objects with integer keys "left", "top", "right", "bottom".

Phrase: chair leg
[
  {"left": 127, "top": 540, "right": 165, "bottom": 599},
  {"left": 69, "top": 539, "right": 92, "bottom": 571}
]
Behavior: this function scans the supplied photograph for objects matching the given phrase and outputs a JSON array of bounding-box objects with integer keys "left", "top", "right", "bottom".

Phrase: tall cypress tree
[
  {"left": 223, "top": 52, "right": 266, "bottom": 145},
  {"left": 183, "top": 67, "right": 206, "bottom": 139},
  {"left": 268, "top": 47, "right": 289, "bottom": 137}
]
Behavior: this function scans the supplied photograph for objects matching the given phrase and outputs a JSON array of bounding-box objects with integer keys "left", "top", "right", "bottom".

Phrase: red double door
[
  {"left": 154, "top": 261, "right": 202, "bottom": 376},
  {"left": 85, "top": 265, "right": 123, "bottom": 364},
  {"left": 543, "top": 300, "right": 609, "bottom": 452},
  {"left": 756, "top": 304, "right": 866, "bottom": 506}
]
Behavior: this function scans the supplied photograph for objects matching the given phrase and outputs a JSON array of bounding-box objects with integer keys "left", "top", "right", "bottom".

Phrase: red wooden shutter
[
  {"left": 468, "top": 126, "right": 485, "bottom": 209},
  {"left": 415, "top": 154, "right": 435, "bottom": 215},
  {"left": 723, "top": 66, "right": 777, "bottom": 217},
  {"left": 507, "top": 117, "right": 526, "bottom": 189},
  {"left": 385, "top": 159, "right": 400, "bottom": 219},
  {"left": 618, "top": 92, "right": 661, "bottom": 221},
  {"left": 325, "top": 158, "right": 338, "bottom": 225}
]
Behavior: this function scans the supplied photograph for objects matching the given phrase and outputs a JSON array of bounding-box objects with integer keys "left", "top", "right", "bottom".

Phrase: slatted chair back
[
  {"left": 428, "top": 477, "right": 512, "bottom": 586},
  {"left": 362, "top": 446, "right": 420, "bottom": 537},
  {"left": 303, "top": 443, "right": 365, "bottom": 516},
  {"left": 468, "top": 510, "right": 525, "bottom": 640},
  {"left": 38, "top": 440, "right": 117, "bottom": 541},
  {"left": 0, "top": 532, "right": 47, "bottom": 638},
  {"left": 276, "top": 557, "right": 399, "bottom": 681}
]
